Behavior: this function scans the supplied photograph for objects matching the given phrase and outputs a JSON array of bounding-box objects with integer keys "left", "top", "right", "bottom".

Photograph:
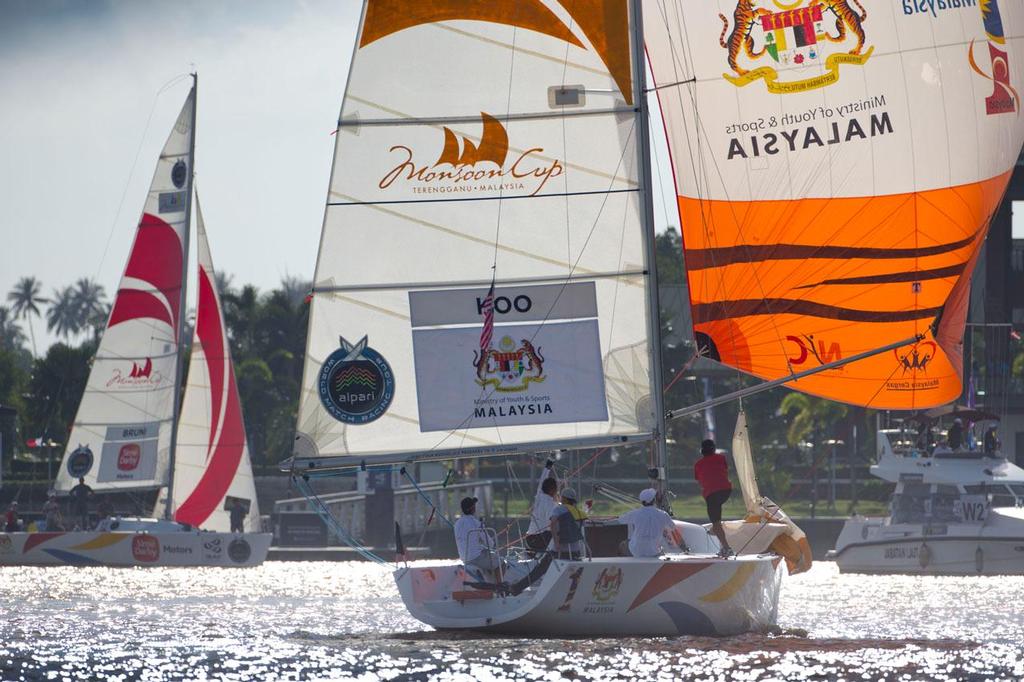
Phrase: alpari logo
[
  {"left": 720, "top": 0, "right": 873, "bottom": 94},
  {"left": 474, "top": 335, "right": 545, "bottom": 393},
  {"left": 591, "top": 567, "right": 623, "bottom": 603},
  {"left": 106, "top": 358, "right": 164, "bottom": 389},
  {"left": 968, "top": 0, "right": 1018, "bottom": 116},
  {"left": 895, "top": 341, "right": 937, "bottom": 374},
  {"left": 379, "top": 113, "right": 564, "bottom": 197},
  {"left": 786, "top": 334, "right": 842, "bottom": 367},
  {"left": 132, "top": 534, "right": 160, "bottom": 563},
  {"left": 117, "top": 444, "right": 141, "bottom": 471},
  {"left": 0, "top": 535, "right": 12, "bottom": 554}
]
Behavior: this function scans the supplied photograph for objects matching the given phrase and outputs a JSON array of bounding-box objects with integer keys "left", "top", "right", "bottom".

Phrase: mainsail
[
  {"left": 292, "top": 1, "right": 660, "bottom": 467},
  {"left": 56, "top": 87, "right": 196, "bottom": 492},
  {"left": 645, "top": 0, "right": 1024, "bottom": 409},
  {"left": 168, "top": 200, "right": 259, "bottom": 532}
]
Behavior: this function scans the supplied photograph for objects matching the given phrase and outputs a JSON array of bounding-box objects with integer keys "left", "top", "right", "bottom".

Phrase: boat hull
[
  {"left": 396, "top": 554, "right": 782, "bottom": 636},
  {"left": 830, "top": 514, "right": 1024, "bottom": 575},
  {"left": 0, "top": 530, "right": 271, "bottom": 567}
]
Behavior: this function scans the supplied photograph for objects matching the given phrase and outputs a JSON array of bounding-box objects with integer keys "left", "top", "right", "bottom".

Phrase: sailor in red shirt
[{"left": 693, "top": 438, "right": 734, "bottom": 557}]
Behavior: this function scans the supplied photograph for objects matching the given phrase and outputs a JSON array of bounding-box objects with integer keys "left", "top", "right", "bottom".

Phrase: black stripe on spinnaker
[
  {"left": 794, "top": 263, "right": 967, "bottom": 289},
  {"left": 692, "top": 299, "right": 943, "bottom": 324},
  {"left": 686, "top": 234, "right": 977, "bottom": 271}
]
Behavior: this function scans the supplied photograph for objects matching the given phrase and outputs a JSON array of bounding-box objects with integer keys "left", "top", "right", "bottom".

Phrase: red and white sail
[
  {"left": 56, "top": 88, "right": 195, "bottom": 493},
  {"left": 169, "top": 201, "right": 259, "bottom": 532}
]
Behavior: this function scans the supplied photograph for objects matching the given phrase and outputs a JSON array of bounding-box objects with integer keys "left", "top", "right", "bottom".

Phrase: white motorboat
[
  {"left": 2, "top": 78, "right": 270, "bottom": 567},
  {"left": 828, "top": 428, "right": 1024, "bottom": 575},
  {"left": 281, "top": 0, "right": 1023, "bottom": 635}
]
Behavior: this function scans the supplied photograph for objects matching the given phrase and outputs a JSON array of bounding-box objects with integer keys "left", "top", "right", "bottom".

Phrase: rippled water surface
[{"left": 1, "top": 561, "right": 1022, "bottom": 680}]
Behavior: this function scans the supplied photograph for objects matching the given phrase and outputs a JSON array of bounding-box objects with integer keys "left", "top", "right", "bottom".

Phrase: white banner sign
[
  {"left": 97, "top": 438, "right": 159, "bottom": 483},
  {"left": 411, "top": 320, "right": 608, "bottom": 432}
]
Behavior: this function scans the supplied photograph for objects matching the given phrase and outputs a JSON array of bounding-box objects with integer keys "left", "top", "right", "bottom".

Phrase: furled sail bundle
[
  {"left": 168, "top": 201, "right": 260, "bottom": 532},
  {"left": 56, "top": 88, "right": 195, "bottom": 492},
  {"left": 292, "top": 1, "right": 660, "bottom": 467},
  {"left": 645, "top": 0, "right": 1024, "bottom": 409}
]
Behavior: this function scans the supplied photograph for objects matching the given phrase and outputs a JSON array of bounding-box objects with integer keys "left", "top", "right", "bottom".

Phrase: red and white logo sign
[
  {"left": 117, "top": 444, "right": 141, "bottom": 471},
  {"left": 132, "top": 534, "right": 160, "bottom": 562}
]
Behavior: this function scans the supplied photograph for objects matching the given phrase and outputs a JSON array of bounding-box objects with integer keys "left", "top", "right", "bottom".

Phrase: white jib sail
[
  {"left": 292, "top": 0, "right": 658, "bottom": 467},
  {"left": 56, "top": 88, "right": 195, "bottom": 493},
  {"left": 731, "top": 410, "right": 760, "bottom": 517},
  {"left": 169, "top": 200, "right": 260, "bottom": 532}
]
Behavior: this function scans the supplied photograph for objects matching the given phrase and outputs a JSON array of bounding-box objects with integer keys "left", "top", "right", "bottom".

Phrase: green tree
[
  {"left": 71, "top": 278, "right": 107, "bottom": 337},
  {"left": 46, "top": 286, "right": 81, "bottom": 340},
  {"left": 0, "top": 306, "right": 27, "bottom": 353},
  {"left": 23, "top": 342, "right": 95, "bottom": 447},
  {"left": 7, "top": 276, "right": 47, "bottom": 356}
]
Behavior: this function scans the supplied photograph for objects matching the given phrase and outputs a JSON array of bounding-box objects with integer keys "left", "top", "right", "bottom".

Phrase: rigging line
[
  {"left": 293, "top": 475, "right": 388, "bottom": 565},
  {"left": 93, "top": 73, "right": 191, "bottom": 285},
  {"left": 400, "top": 467, "right": 455, "bottom": 530},
  {"left": 645, "top": 77, "right": 697, "bottom": 92},
  {"left": 327, "top": 188, "right": 638, "bottom": 207}
]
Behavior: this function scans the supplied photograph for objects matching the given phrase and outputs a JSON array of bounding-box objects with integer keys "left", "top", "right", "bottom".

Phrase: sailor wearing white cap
[{"left": 617, "top": 488, "right": 678, "bottom": 558}]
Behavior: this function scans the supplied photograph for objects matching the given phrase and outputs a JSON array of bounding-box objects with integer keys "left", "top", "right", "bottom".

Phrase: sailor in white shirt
[
  {"left": 617, "top": 488, "right": 679, "bottom": 558},
  {"left": 525, "top": 458, "right": 558, "bottom": 554},
  {"left": 454, "top": 496, "right": 499, "bottom": 575}
]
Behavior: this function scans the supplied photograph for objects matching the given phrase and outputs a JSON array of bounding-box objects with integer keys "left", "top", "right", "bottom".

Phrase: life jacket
[{"left": 556, "top": 503, "right": 585, "bottom": 544}]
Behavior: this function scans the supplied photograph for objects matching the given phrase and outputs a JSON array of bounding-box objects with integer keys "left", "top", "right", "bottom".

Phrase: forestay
[
  {"left": 56, "top": 88, "right": 195, "bottom": 492},
  {"left": 167, "top": 201, "right": 260, "bottom": 532},
  {"left": 293, "top": 0, "right": 659, "bottom": 468},
  {"left": 645, "top": 0, "right": 1024, "bottom": 409}
]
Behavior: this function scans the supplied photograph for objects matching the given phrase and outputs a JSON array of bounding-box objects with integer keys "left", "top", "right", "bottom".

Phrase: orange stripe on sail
[
  {"left": 360, "top": 0, "right": 583, "bottom": 50},
  {"left": 676, "top": 171, "right": 1011, "bottom": 409},
  {"left": 556, "top": 0, "right": 634, "bottom": 105}
]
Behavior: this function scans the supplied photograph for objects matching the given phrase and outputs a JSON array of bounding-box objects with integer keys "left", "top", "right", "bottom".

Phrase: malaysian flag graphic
[{"left": 479, "top": 280, "right": 495, "bottom": 357}]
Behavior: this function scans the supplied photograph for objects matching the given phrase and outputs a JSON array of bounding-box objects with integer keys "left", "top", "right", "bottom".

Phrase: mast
[
  {"left": 164, "top": 72, "right": 197, "bottom": 520},
  {"left": 631, "top": 0, "right": 669, "bottom": 496}
]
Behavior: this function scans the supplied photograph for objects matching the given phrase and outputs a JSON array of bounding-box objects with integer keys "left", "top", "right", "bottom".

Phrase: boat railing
[{"left": 273, "top": 479, "right": 495, "bottom": 543}]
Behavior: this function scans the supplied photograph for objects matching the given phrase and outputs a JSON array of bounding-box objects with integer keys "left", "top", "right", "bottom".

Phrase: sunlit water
[{"left": 1, "top": 561, "right": 1022, "bottom": 681}]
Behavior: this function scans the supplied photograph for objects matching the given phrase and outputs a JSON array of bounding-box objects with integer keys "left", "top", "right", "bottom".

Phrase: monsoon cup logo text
[
  {"left": 720, "top": 0, "right": 872, "bottom": 94},
  {"left": 379, "top": 113, "right": 564, "bottom": 197},
  {"left": 318, "top": 335, "right": 395, "bottom": 425},
  {"left": 106, "top": 358, "right": 165, "bottom": 389}
]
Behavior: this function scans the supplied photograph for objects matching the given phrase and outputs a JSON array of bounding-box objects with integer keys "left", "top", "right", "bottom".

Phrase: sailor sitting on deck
[
  {"left": 454, "top": 496, "right": 501, "bottom": 579},
  {"left": 549, "top": 487, "right": 587, "bottom": 560},
  {"left": 617, "top": 488, "right": 681, "bottom": 557}
]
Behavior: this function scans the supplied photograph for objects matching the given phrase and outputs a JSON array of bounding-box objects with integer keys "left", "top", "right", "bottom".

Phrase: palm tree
[
  {"left": 0, "top": 306, "right": 27, "bottom": 352},
  {"left": 7, "top": 276, "right": 47, "bottom": 356},
  {"left": 72, "top": 278, "right": 107, "bottom": 336},
  {"left": 279, "top": 275, "right": 312, "bottom": 308},
  {"left": 214, "top": 271, "right": 235, "bottom": 298},
  {"left": 46, "top": 286, "right": 81, "bottom": 340}
]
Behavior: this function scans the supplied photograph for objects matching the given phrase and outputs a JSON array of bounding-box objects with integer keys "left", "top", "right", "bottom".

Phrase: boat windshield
[{"left": 964, "top": 484, "right": 1021, "bottom": 508}]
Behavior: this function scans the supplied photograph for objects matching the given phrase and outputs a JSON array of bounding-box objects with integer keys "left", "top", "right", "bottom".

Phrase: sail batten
[
  {"left": 291, "top": 0, "right": 657, "bottom": 466},
  {"left": 645, "top": 0, "right": 1024, "bottom": 409}
]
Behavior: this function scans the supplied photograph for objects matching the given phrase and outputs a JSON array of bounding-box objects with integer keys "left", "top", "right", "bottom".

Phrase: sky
[{"left": 0, "top": 0, "right": 363, "bottom": 351}]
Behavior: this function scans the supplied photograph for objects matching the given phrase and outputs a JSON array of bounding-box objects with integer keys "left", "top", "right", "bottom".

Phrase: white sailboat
[
  {"left": 284, "top": 0, "right": 1023, "bottom": 635},
  {"left": 0, "top": 77, "right": 270, "bottom": 567}
]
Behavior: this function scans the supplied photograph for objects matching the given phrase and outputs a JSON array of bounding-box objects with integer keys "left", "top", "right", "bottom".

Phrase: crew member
[
  {"left": 948, "top": 418, "right": 964, "bottom": 450},
  {"left": 549, "top": 487, "right": 587, "bottom": 560},
  {"left": 454, "top": 496, "right": 500, "bottom": 577},
  {"left": 229, "top": 498, "right": 247, "bottom": 534},
  {"left": 68, "top": 477, "right": 93, "bottom": 530},
  {"left": 694, "top": 439, "right": 734, "bottom": 558},
  {"left": 525, "top": 458, "right": 558, "bottom": 553},
  {"left": 617, "top": 488, "right": 679, "bottom": 557}
]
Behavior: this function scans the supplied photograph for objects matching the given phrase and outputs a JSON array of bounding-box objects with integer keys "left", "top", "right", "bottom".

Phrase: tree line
[{"left": 0, "top": 274, "right": 308, "bottom": 472}]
